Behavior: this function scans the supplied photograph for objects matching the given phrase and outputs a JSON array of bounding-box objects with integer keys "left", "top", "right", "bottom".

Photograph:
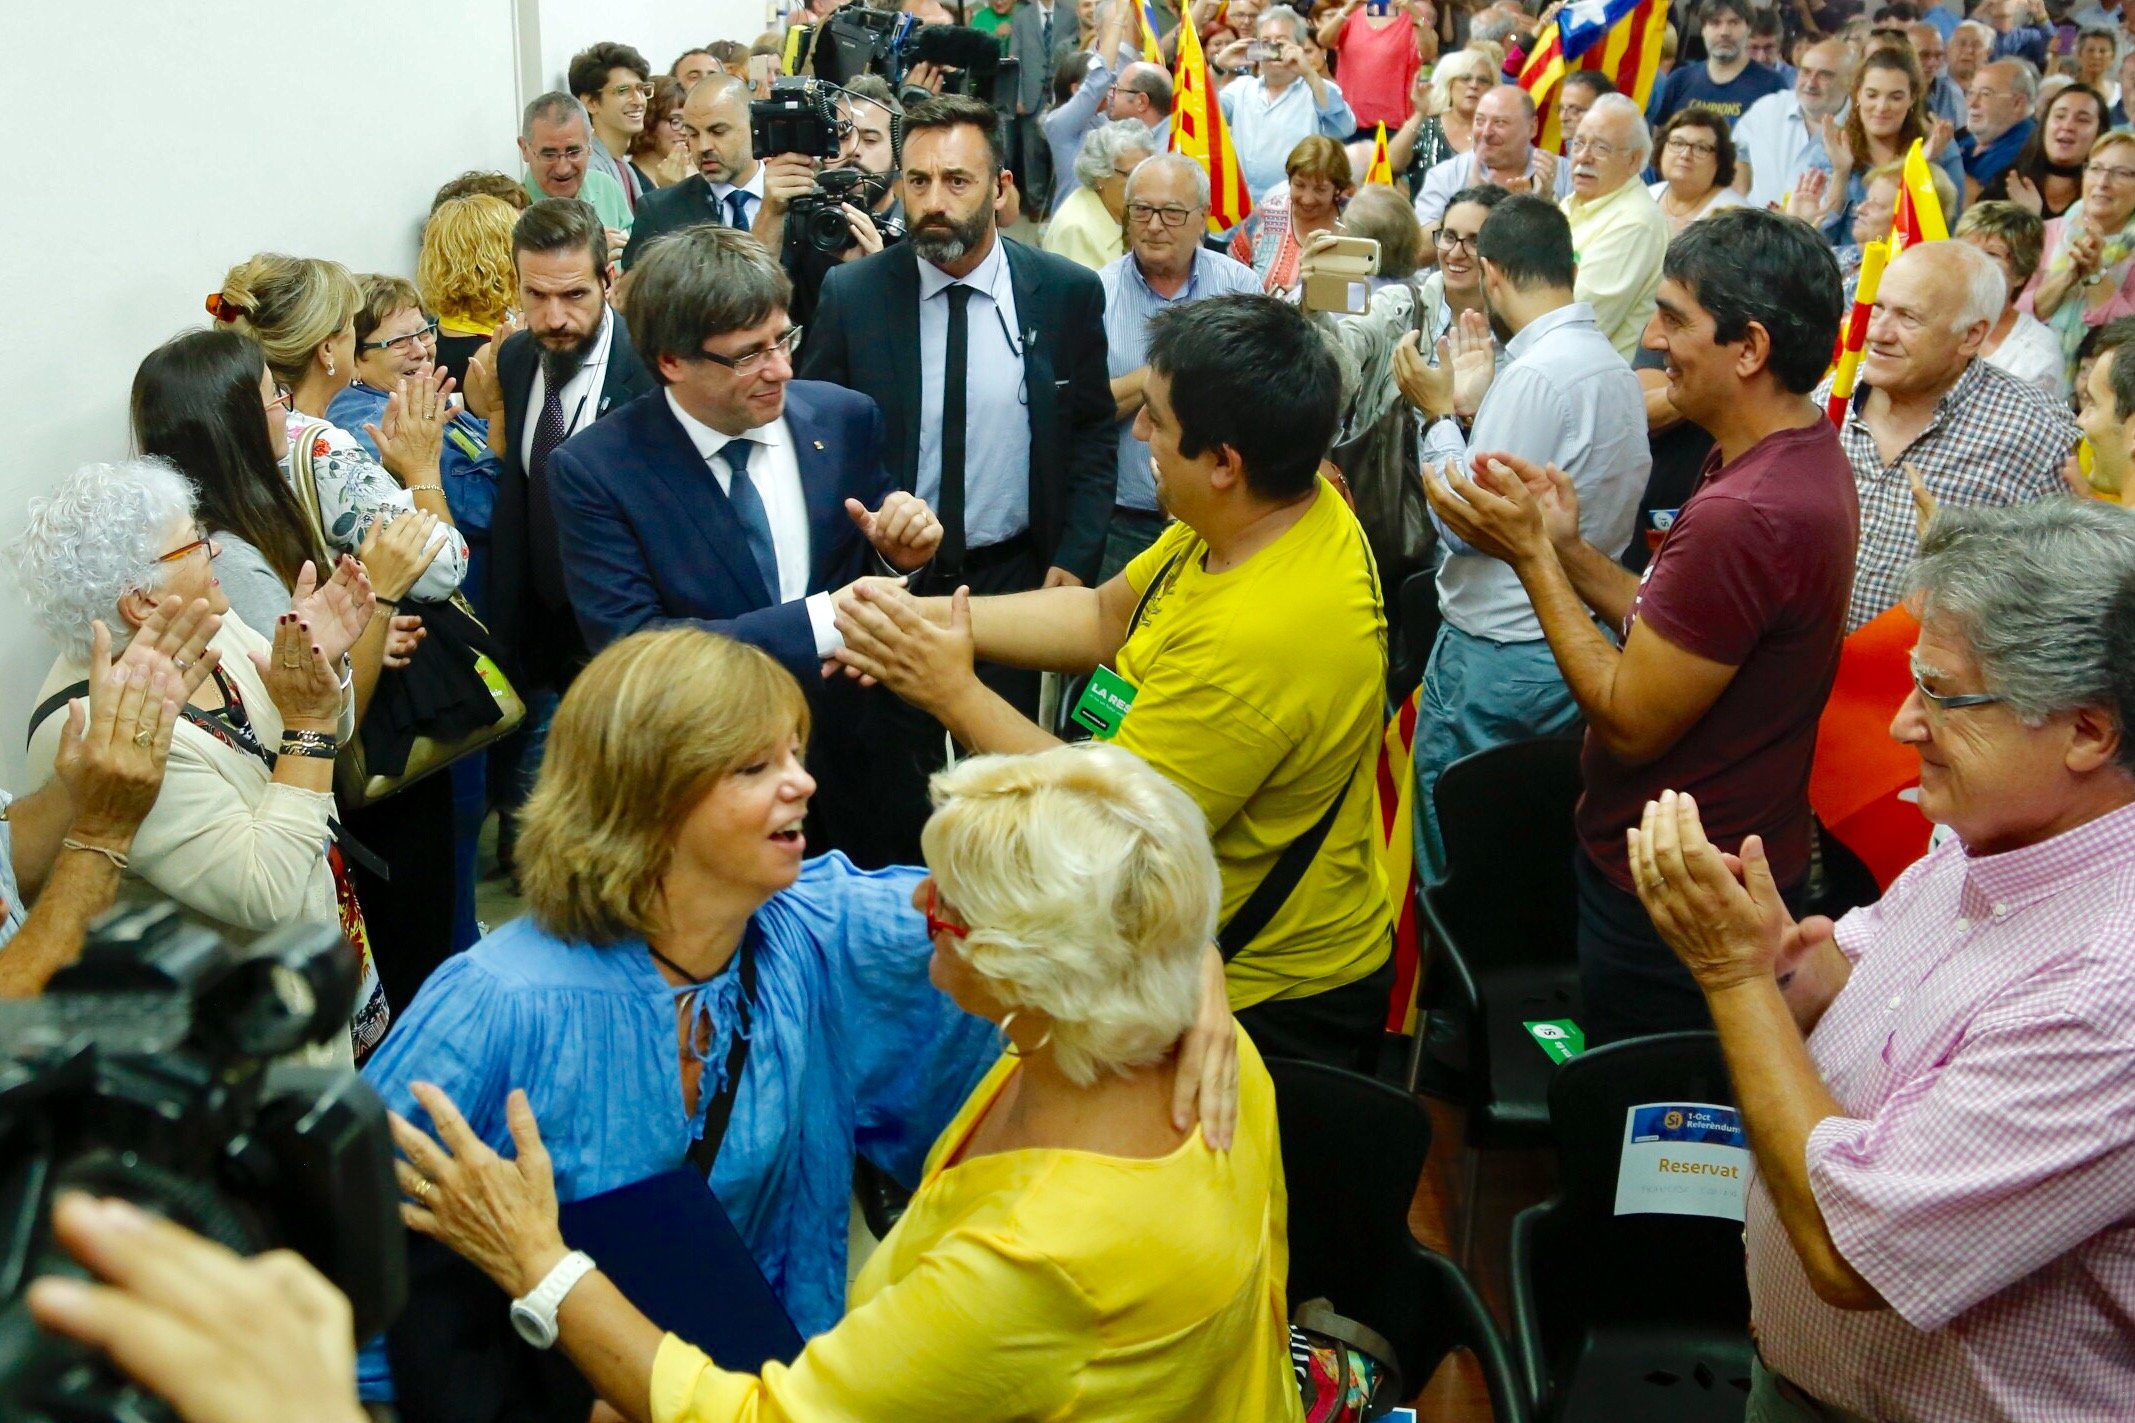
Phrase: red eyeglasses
[{"left": 924, "top": 882, "right": 968, "bottom": 940}]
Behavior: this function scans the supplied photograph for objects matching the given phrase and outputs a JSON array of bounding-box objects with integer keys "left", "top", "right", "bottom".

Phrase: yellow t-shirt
[
  {"left": 1113, "top": 479, "right": 1392, "bottom": 1009},
  {"left": 649, "top": 1026, "right": 1306, "bottom": 1423}
]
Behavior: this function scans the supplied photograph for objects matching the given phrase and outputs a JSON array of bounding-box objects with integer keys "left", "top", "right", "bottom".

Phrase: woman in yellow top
[{"left": 392, "top": 743, "right": 1305, "bottom": 1423}]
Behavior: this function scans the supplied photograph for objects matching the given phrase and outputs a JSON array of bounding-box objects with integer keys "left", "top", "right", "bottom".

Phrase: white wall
[{"left": 0, "top": 0, "right": 771, "bottom": 787}]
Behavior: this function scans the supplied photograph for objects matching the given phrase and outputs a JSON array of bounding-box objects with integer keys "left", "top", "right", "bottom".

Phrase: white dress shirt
[
  {"left": 663, "top": 389, "right": 842, "bottom": 656},
  {"left": 916, "top": 236, "right": 1032, "bottom": 551},
  {"left": 1733, "top": 90, "right": 1820, "bottom": 211},
  {"left": 520, "top": 308, "right": 616, "bottom": 471},
  {"left": 709, "top": 163, "right": 768, "bottom": 231}
]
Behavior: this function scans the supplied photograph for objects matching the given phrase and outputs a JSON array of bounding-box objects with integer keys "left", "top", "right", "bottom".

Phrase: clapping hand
[
  {"left": 2006, "top": 171, "right": 2044, "bottom": 216},
  {"left": 1926, "top": 116, "right": 1955, "bottom": 163},
  {"left": 53, "top": 619, "right": 189, "bottom": 851},
  {"left": 357, "top": 510, "right": 444, "bottom": 603},
  {"left": 290, "top": 557, "right": 377, "bottom": 667},
  {"left": 1393, "top": 329, "right": 1456, "bottom": 419},
  {"left": 1420, "top": 453, "right": 1553, "bottom": 565},
  {"left": 831, "top": 581, "right": 975, "bottom": 712},
  {"left": 848, "top": 493, "right": 942, "bottom": 571},
  {"left": 1627, "top": 790, "right": 1810, "bottom": 995},
  {"left": 1469, "top": 447, "right": 1579, "bottom": 549},
  {"left": 364, "top": 371, "right": 449, "bottom": 485},
  {"left": 1443, "top": 307, "right": 1496, "bottom": 417},
  {"left": 251, "top": 613, "right": 343, "bottom": 728},
  {"left": 1785, "top": 166, "right": 1828, "bottom": 217},
  {"left": 461, "top": 319, "right": 521, "bottom": 420}
]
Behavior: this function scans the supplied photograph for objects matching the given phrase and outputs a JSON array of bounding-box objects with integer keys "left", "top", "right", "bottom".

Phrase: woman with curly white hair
[
  {"left": 9, "top": 458, "right": 389, "bottom": 1060},
  {"left": 395, "top": 741, "right": 1305, "bottom": 1422}
]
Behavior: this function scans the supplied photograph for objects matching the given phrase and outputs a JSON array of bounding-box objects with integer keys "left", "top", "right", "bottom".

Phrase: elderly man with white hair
[
  {"left": 1217, "top": 3, "right": 1357, "bottom": 197},
  {"left": 1812, "top": 240, "right": 2080, "bottom": 632},
  {"left": 1628, "top": 498, "right": 2135, "bottom": 1422},
  {"left": 1561, "top": 93, "right": 1670, "bottom": 360},
  {"left": 1042, "top": 118, "right": 1157, "bottom": 271}
]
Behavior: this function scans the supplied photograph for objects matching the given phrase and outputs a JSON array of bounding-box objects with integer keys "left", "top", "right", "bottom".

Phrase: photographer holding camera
[{"left": 754, "top": 78, "right": 908, "bottom": 323}]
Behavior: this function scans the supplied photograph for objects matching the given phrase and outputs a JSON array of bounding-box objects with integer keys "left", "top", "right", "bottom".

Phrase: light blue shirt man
[
  {"left": 1420, "top": 302, "right": 1648, "bottom": 643},
  {"left": 916, "top": 236, "right": 1032, "bottom": 551},
  {"left": 1099, "top": 246, "right": 1262, "bottom": 511},
  {"left": 1220, "top": 72, "right": 1357, "bottom": 197}
]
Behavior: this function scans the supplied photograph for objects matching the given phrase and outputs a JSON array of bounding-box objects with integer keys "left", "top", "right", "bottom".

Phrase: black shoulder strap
[
  {"left": 1217, "top": 773, "right": 1353, "bottom": 963},
  {"left": 27, "top": 681, "right": 89, "bottom": 749},
  {"left": 685, "top": 934, "right": 760, "bottom": 1178},
  {"left": 1126, "top": 552, "right": 1184, "bottom": 640}
]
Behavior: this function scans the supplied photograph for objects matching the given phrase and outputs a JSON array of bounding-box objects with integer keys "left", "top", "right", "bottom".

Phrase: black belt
[
  {"left": 1112, "top": 504, "right": 1163, "bottom": 519},
  {"left": 955, "top": 532, "right": 1033, "bottom": 574}
]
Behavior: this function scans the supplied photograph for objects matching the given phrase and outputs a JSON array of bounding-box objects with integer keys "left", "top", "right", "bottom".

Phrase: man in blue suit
[{"left": 547, "top": 224, "right": 940, "bottom": 682}]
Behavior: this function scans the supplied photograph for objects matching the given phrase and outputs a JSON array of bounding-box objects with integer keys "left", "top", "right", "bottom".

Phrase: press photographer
[{"left": 752, "top": 76, "right": 907, "bottom": 321}]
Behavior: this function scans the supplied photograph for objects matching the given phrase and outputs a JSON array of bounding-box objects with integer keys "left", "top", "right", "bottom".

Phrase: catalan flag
[
  {"left": 1137, "top": 0, "right": 1165, "bottom": 65},
  {"left": 1173, "top": 18, "right": 1252, "bottom": 232},
  {"left": 1363, "top": 121, "right": 1393, "bottom": 185},
  {"left": 1824, "top": 238, "right": 1890, "bottom": 425},
  {"left": 1890, "top": 135, "right": 1950, "bottom": 254},
  {"left": 1377, "top": 689, "right": 1424, "bottom": 1033},
  {"left": 1518, "top": 0, "right": 1668, "bottom": 153}
]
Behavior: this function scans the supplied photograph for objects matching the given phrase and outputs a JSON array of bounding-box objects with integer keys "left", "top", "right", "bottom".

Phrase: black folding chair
[
  {"left": 1508, "top": 1032, "right": 1752, "bottom": 1422},
  {"left": 1414, "top": 737, "right": 1585, "bottom": 1154},
  {"left": 1268, "top": 1057, "right": 1532, "bottom": 1421},
  {"left": 1387, "top": 569, "right": 1444, "bottom": 704}
]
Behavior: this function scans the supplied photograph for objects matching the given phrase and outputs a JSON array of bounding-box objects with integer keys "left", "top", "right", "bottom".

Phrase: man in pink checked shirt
[{"left": 1627, "top": 499, "right": 2135, "bottom": 1423}]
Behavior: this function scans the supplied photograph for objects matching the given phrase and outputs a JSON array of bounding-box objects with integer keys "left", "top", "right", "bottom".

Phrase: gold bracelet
[
  {"left": 63, "top": 838, "right": 130, "bottom": 870},
  {"left": 406, "top": 482, "right": 445, "bottom": 493}
]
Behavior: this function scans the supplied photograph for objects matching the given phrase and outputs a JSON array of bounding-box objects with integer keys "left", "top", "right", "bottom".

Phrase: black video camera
[
  {"left": 751, "top": 76, "right": 847, "bottom": 160},
  {"left": 0, "top": 903, "right": 405, "bottom": 1423},
  {"left": 789, "top": 166, "right": 903, "bottom": 253}
]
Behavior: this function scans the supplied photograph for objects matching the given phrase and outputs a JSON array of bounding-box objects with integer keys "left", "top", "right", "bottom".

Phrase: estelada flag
[
  {"left": 1809, "top": 603, "right": 1934, "bottom": 889},
  {"left": 1890, "top": 136, "right": 1950, "bottom": 255},
  {"left": 1173, "top": 19, "right": 1252, "bottom": 231},
  {"left": 1519, "top": 0, "right": 1667, "bottom": 152},
  {"left": 1364, "top": 121, "right": 1393, "bottom": 185},
  {"left": 1137, "top": 0, "right": 1165, "bottom": 65}
]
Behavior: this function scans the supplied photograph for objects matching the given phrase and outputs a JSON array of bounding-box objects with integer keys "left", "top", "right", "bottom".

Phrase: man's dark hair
[
  {"left": 569, "top": 42, "right": 652, "bottom": 101},
  {"left": 2096, "top": 317, "right": 2135, "bottom": 421},
  {"left": 1663, "top": 207, "right": 1843, "bottom": 395},
  {"left": 1145, "top": 295, "right": 1340, "bottom": 502},
  {"left": 1476, "top": 195, "right": 1575, "bottom": 291},
  {"left": 513, "top": 198, "right": 611, "bottom": 279},
  {"left": 1749, "top": 7, "right": 1783, "bottom": 37},
  {"left": 1700, "top": 0, "right": 1750, "bottom": 26},
  {"left": 902, "top": 95, "right": 1007, "bottom": 176},
  {"left": 1560, "top": 68, "right": 1617, "bottom": 100},
  {"left": 131, "top": 329, "right": 326, "bottom": 592},
  {"left": 1446, "top": 183, "right": 1514, "bottom": 214},
  {"left": 431, "top": 170, "right": 531, "bottom": 214},
  {"left": 1878, "top": 0, "right": 1921, "bottom": 21},
  {"left": 623, "top": 226, "right": 793, "bottom": 384},
  {"left": 671, "top": 46, "right": 717, "bottom": 77}
]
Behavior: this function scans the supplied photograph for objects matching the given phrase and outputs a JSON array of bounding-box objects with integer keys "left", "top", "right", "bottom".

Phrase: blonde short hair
[
  {"left": 214, "top": 253, "right": 363, "bottom": 388},
  {"left": 419, "top": 195, "right": 520, "bottom": 328},
  {"left": 518, "top": 629, "right": 811, "bottom": 945},
  {"left": 1429, "top": 48, "right": 1494, "bottom": 114},
  {"left": 922, "top": 744, "right": 1217, "bottom": 1088}
]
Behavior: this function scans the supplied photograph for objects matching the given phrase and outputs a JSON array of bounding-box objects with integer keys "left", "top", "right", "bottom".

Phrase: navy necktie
[
  {"left": 726, "top": 190, "right": 751, "bottom": 230},
  {"left": 718, "top": 440, "right": 782, "bottom": 601},
  {"left": 527, "top": 379, "right": 572, "bottom": 608}
]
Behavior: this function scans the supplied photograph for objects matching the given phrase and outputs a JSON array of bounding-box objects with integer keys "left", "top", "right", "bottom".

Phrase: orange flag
[
  {"left": 1172, "top": 17, "right": 1252, "bottom": 231},
  {"left": 1809, "top": 604, "right": 1934, "bottom": 888}
]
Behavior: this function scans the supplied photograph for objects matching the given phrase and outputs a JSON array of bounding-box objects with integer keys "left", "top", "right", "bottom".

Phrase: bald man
[
  {"left": 1413, "top": 84, "right": 1571, "bottom": 250},
  {"left": 1960, "top": 58, "right": 2038, "bottom": 201},
  {"left": 622, "top": 75, "right": 761, "bottom": 271},
  {"left": 1811, "top": 242, "right": 2079, "bottom": 630},
  {"left": 1733, "top": 39, "right": 1854, "bottom": 208},
  {"left": 1905, "top": 20, "right": 1967, "bottom": 128}
]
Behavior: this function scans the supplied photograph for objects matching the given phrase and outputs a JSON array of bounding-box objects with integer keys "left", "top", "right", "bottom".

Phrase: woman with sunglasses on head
[
  {"left": 357, "top": 630, "right": 1245, "bottom": 1417},
  {"left": 387, "top": 687, "right": 1290, "bottom": 1422}
]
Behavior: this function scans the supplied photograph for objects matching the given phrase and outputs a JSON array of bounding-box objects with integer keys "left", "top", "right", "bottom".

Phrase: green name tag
[
  {"left": 1523, "top": 1019, "right": 1586, "bottom": 1064},
  {"left": 1069, "top": 666, "right": 1139, "bottom": 740}
]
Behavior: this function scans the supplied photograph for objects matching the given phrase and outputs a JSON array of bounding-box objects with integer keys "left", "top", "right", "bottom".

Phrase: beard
[
  {"left": 910, "top": 204, "right": 993, "bottom": 266},
  {"left": 1484, "top": 294, "right": 1514, "bottom": 347},
  {"left": 539, "top": 328, "right": 598, "bottom": 391}
]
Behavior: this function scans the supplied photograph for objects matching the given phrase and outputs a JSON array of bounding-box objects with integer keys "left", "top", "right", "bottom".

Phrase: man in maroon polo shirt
[{"left": 1423, "top": 206, "right": 1859, "bottom": 1043}]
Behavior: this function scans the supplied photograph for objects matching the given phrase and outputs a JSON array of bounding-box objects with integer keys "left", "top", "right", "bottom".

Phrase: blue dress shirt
[{"left": 916, "top": 237, "right": 1033, "bottom": 551}]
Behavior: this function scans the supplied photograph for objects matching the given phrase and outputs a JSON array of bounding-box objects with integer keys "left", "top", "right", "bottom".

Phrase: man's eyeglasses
[
  {"left": 605, "top": 80, "right": 656, "bottom": 100},
  {"left": 1568, "top": 136, "right": 1623, "bottom": 159},
  {"left": 691, "top": 325, "right": 804, "bottom": 374},
  {"left": 1126, "top": 202, "right": 1196, "bottom": 227},
  {"left": 1909, "top": 664, "right": 2006, "bottom": 716},
  {"left": 1436, "top": 229, "right": 1480, "bottom": 252},
  {"left": 535, "top": 145, "right": 588, "bottom": 164},
  {"left": 923, "top": 882, "right": 969, "bottom": 940},
  {"left": 358, "top": 320, "right": 440, "bottom": 356},
  {"left": 155, "top": 535, "right": 220, "bottom": 566}
]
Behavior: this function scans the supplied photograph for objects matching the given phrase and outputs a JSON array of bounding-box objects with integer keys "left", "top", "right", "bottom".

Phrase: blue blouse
[
  {"left": 355, "top": 853, "right": 998, "bottom": 1399},
  {"left": 1806, "top": 143, "right": 1967, "bottom": 247}
]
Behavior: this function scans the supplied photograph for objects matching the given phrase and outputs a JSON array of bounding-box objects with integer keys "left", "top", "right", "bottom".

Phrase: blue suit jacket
[{"left": 546, "top": 380, "right": 895, "bottom": 677}]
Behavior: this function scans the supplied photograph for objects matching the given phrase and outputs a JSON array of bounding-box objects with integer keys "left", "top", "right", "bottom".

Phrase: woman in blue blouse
[{"left": 357, "top": 628, "right": 1237, "bottom": 1402}]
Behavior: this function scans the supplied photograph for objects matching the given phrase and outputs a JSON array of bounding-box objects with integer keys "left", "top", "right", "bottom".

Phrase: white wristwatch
[{"left": 510, "top": 1250, "right": 597, "bottom": 1349}]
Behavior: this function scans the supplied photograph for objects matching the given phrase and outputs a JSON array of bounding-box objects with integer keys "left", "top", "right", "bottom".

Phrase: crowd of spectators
[{"left": 7, "top": 1, "right": 2135, "bottom": 1421}]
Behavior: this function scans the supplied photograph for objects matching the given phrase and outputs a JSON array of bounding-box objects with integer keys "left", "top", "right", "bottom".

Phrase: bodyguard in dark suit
[
  {"left": 621, "top": 75, "right": 763, "bottom": 272},
  {"left": 479, "top": 204, "right": 654, "bottom": 690},
  {"left": 799, "top": 94, "right": 1114, "bottom": 861}
]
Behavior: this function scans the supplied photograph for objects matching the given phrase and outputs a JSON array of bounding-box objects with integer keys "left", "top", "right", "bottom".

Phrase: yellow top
[
  {"left": 1561, "top": 179, "right": 1670, "bottom": 362},
  {"left": 1114, "top": 479, "right": 1392, "bottom": 1009},
  {"left": 1041, "top": 185, "right": 1128, "bottom": 272},
  {"left": 649, "top": 1026, "right": 1305, "bottom": 1423}
]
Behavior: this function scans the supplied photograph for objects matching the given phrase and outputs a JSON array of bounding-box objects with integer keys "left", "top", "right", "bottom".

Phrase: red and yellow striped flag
[
  {"left": 1363, "top": 121, "right": 1393, "bottom": 185},
  {"left": 1173, "top": 18, "right": 1252, "bottom": 231},
  {"left": 1518, "top": 0, "right": 1667, "bottom": 153},
  {"left": 1137, "top": 0, "right": 1165, "bottom": 65},
  {"left": 1377, "top": 688, "right": 1424, "bottom": 1033},
  {"left": 1890, "top": 136, "right": 1950, "bottom": 254}
]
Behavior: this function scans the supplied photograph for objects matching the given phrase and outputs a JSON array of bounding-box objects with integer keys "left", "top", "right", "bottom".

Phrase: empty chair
[
  {"left": 1508, "top": 1032, "right": 1752, "bottom": 1422},
  {"left": 1268, "top": 1056, "right": 1532, "bottom": 1422},
  {"left": 1414, "top": 737, "right": 1584, "bottom": 1150}
]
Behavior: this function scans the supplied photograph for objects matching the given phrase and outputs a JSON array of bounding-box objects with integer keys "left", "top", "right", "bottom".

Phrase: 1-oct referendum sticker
[{"left": 1614, "top": 1102, "right": 1751, "bottom": 1222}]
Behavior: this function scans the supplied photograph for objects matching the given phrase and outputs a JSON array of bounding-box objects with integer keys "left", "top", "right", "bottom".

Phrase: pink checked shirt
[{"left": 1747, "top": 800, "right": 2135, "bottom": 1420}]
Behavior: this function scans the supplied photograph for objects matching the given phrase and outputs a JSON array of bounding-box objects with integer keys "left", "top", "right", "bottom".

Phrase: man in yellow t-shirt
[{"left": 829, "top": 293, "right": 1394, "bottom": 1070}]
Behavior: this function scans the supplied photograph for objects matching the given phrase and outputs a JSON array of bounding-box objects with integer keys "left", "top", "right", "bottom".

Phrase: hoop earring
[{"left": 997, "top": 1010, "right": 1053, "bottom": 1058}]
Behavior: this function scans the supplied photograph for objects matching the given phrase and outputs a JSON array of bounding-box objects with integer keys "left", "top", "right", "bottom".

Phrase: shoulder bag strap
[
  {"left": 1216, "top": 773, "right": 1352, "bottom": 963},
  {"left": 27, "top": 681, "right": 90, "bottom": 750},
  {"left": 685, "top": 935, "right": 761, "bottom": 1178},
  {"left": 1125, "top": 552, "right": 1184, "bottom": 640},
  {"left": 285, "top": 417, "right": 332, "bottom": 550}
]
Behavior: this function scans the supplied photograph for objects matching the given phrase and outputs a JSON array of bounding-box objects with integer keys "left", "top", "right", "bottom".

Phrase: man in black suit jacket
[
  {"left": 799, "top": 94, "right": 1115, "bottom": 861},
  {"left": 464, "top": 200, "right": 654, "bottom": 692},
  {"left": 622, "top": 74, "right": 762, "bottom": 272},
  {"left": 548, "top": 225, "right": 941, "bottom": 855}
]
